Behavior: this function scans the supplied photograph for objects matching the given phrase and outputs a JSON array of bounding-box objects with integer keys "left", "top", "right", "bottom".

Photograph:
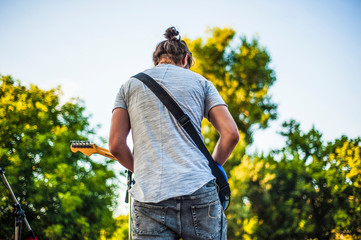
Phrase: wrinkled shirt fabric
[{"left": 113, "top": 64, "right": 226, "bottom": 203}]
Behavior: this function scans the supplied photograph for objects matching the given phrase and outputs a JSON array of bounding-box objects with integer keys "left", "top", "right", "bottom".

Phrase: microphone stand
[
  {"left": 124, "top": 170, "right": 134, "bottom": 240},
  {"left": 0, "top": 168, "right": 36, "bottom": 240}
]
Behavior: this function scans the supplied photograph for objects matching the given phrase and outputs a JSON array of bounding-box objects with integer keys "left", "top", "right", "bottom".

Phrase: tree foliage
[
  {"left": 228, "top": 120, "right": 361, "bottom": 240},
  {"left": 107, "top": 215, "right": 129, "bottom": 240},
  {"left": 0, "top": 75, "right": 118, "bottom": 239}
]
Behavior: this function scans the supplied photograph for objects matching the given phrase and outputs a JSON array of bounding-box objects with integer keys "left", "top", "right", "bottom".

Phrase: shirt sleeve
[
  {"left": 204, "top": 80, "right": 227, "bottom": 119},
  {"left": 113, "top": 85, "right": 127, "bottom": 112}
]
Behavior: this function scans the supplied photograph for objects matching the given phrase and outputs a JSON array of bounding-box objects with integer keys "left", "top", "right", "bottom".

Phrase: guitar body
[{"left": 216, "top": 162, "right": 229, "bottom": 210}]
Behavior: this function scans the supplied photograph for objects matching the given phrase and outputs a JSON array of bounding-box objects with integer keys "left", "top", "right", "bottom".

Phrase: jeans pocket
[
  {"left": 132, "top": 201, "right": 168, "bottom": 235},
  {"left": 191, "top": 199, "right": 222, "bottom": 239}
]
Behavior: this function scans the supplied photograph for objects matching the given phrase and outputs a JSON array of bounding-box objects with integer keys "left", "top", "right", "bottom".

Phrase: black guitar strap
[{"left": 132, "top": 72, "right": 231, "bottom": 202}]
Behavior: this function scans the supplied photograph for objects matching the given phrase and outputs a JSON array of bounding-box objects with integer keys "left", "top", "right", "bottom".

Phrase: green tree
[
  {"left": 0, "top": 75, "right": 118, "bottom": 239},
  {"left": 227, "top": 154, "right": 277, "bottom": 239},
  {"left": 185, "top": 27, "right": 277, "bottom": 170},
  {"left": 107, "top": 215, "right": 129, "bottom": 240},
  {"left": 321, "top": 136, "right": 361, "bottom": 238},
  {"left": 228, "top": 120, "right": 361, "bottom": 239}
]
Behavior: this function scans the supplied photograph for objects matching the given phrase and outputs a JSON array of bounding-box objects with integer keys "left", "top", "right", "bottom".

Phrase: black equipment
[{"left": 0, "top": 168, "right": 36, "bottom": 240}]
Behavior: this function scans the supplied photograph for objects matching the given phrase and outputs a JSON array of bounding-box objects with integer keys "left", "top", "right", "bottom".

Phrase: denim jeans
[{"left": 131, "top": 180, "right": 227, "bottom": 240}]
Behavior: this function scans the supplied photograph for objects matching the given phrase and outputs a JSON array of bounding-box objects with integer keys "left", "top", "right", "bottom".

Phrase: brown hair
[{"left": 153, "top": 27, "right": 194, "bottom": 69}]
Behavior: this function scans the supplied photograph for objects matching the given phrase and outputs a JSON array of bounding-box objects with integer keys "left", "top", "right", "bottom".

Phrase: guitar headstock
[{"left": 70, "top": 140, "right": 97, "bottom": 157}]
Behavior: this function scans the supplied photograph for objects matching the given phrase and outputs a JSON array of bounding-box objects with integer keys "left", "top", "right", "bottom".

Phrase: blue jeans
[{"left": 132, "top": 180, "right": 227, "bottom": 240}]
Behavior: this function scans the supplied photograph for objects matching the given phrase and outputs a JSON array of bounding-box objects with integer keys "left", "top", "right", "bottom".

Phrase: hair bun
[{"left": 164, "top": 27, "right": 180, "bottom": 41}]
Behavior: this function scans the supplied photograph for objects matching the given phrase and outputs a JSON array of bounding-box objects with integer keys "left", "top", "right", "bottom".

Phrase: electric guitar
[
  {"left": 70, "top": 141, "right": 117, "bottom": 160},
  {"left": 70, "top": 140, "right": 229, "bottom": 210}
]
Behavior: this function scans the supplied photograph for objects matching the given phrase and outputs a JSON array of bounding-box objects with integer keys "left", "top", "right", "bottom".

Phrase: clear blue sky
[{"left": 1, "top": 0, "right": 360, "bottom": 151}]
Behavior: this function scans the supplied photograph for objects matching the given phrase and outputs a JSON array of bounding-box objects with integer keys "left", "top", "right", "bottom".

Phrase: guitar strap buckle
[{"left": 178, "top": 114, "right": 190, "bottom": 127}]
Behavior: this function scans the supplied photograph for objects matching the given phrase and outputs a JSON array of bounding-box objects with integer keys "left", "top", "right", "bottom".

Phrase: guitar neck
[{"left": 94, "top": 146, "right": 117, "bottom": 160}]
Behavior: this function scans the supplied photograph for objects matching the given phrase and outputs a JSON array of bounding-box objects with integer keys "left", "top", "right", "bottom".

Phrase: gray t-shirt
[{"left": 113, "top": 64, "right": 226, "bottom": 203}]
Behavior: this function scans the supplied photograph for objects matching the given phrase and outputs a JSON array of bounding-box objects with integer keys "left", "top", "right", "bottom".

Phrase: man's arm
[
  {"left": 109, "top": 108, "right": 134, "bottom": 172},
  {"left": 208, "top": 105, "right": 239, "bottom": 166}
]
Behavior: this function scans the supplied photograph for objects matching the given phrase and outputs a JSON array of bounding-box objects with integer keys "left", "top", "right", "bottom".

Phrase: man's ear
[{"left": 182, "top": 54, "right": 190, "bottom": 69}]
